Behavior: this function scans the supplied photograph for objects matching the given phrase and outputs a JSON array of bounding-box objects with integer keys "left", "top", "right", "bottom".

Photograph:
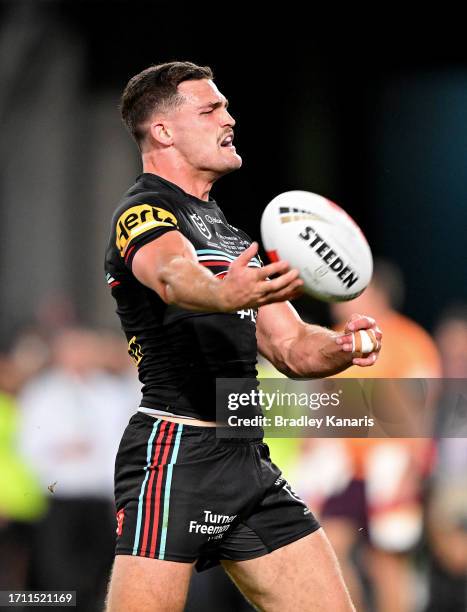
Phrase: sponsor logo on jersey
[
  {"left": 190, "top": 213, "right": 211, "bottom": 240},
  {"left": 116, "top": 204, "right": 178, "bottom": 258},
  {"left": 205, "top": 214, "right": 223, "bottom": 224},
  {"left": 128, "top": 335, "right": 143, "bottom": 366}
]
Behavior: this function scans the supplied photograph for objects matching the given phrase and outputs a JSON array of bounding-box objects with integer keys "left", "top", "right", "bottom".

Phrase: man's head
[{"left": 120, "top": 61, "right": 241, "bottom": 177}]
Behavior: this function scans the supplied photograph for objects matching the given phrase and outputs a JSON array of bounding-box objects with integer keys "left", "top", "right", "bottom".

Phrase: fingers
[
  {"left": 254, "top": 268, "right": 304, "bottom": 305},
  {"left": 231, "top": 242, "right": 259, "bottom": 267},
  {"left": 226, "top": 244, "right": 304, "bottom": 308},
  {"left": 260, "top": 268, "right": 301, "bottom": 293},
  {"left": 336, "top": 328, "right": 382, "bottom": 352},
  {"left": 232, "top": 244, "right": 295, "bottom": 281},
  {"left": 335, "top": 313, "right": 382, "bottom": 368},
  {"left": 231, "top": 244, "right": 293, "bottom": 279},
  {"left": 352, "top": 353, "right": 379, "bottom": 367},
  {"left": 257, "top": 259, "right": 291, "bottom": 279},
  {"left": 335, "top": 337, "right": 353, "bottom": 351},
  {"left": 338, "top": 313, "right": 382, "bottom": 356},
  {"left": 344, "top": 314, "right": 377, "bottom": 333},
  {"left": 367, "top": 328, "right": 382, "bottom": 352},
  {"left": 259, "top": 279, "right": 304, "bottom": 305}
]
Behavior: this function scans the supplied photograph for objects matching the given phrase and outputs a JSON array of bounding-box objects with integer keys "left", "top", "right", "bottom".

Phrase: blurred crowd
[
  {"left": 0, "top": 323, "right": 139, "bottom": 611},
  {"left": 0, "top": 261, "right": 466, "bottom": 612}
]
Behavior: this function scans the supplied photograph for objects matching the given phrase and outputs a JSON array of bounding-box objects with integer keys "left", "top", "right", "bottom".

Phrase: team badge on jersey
[
  {"left": 116, "top": 204, "right": 178, "bottom": 257},
  {"left": 189, "top": 213, "right": 212, "bottom": 240}
]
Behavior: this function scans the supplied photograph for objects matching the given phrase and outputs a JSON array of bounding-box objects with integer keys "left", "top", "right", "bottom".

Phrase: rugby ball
[{"left": 260, "top": 191, "right": 373, "bottom": 302}]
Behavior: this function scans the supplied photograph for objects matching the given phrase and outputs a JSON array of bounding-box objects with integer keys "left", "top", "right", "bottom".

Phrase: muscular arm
[
  {"left": 131, "top": 231, "right": 303, "bottom": 312},
  {"left": 256, "top": 302, "right": 380, "bottom": 378}
]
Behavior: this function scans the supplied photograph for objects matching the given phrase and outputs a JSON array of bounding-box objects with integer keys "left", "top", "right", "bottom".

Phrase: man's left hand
[{"left": 335, "top": 313, "right": 382, "bottom": 367}]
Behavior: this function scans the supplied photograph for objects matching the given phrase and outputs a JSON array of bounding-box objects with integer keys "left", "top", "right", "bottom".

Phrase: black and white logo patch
[
  {"left": 205, "top": 214, "right": 223, "bottom": 225},
  {"left": 190, "top": 213, "right": 212, "bottom": 240}
]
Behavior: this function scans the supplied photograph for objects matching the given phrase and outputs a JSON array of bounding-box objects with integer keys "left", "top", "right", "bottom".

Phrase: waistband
[
  {"left": 134, "top": 411, "right": 264, "bottom": 444},
  {"left": 138, "top": 406, "right": 197, "bottom": 420}
]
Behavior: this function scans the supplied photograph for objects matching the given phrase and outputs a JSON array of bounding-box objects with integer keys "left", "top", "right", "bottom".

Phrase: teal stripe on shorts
[
  {"left": 158, "top": 423, "right": 184, "bottom": 560},
  {"left": 132, "top": 419, "right": 161, "bottom": 555}
]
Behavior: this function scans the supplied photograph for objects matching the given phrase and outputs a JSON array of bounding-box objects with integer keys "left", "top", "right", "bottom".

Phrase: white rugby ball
[{"left": 260, "top": 191, "right": 373, "bottom": 302}]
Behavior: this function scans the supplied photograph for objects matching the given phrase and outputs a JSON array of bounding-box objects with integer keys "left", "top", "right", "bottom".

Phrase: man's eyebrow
[{"left": 198, "top": 98, "right": 229, "bottom": 110}]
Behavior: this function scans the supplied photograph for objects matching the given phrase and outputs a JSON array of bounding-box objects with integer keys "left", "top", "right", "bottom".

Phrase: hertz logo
[
  {"left": 116, "top": 204, "right": 178, "bottom": 257},
  {"left": 128, "top": 336, "right": 143, "bottom": 366}
]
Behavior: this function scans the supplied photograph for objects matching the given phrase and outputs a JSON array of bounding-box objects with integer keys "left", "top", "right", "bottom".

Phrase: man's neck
[{"left": 142, "top": 156, "right": 215, "bottom": 202}]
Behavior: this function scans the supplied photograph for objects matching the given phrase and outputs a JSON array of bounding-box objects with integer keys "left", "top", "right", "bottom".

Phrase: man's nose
[{"left": 221, "top": 109, "right": 235, "bottom": 127}]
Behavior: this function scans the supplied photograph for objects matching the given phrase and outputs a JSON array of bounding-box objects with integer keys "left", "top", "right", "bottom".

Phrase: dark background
[
  {"left": 1, "top": 0, "right": 466, "bottom": 338},
  {"left": 0, "top": 5, "right": 466, "bottom": 611}
]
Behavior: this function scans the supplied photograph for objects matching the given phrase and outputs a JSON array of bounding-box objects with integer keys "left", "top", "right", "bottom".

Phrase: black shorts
[{"left": 114, "top": 412, "right": 320, "bottom": 571}]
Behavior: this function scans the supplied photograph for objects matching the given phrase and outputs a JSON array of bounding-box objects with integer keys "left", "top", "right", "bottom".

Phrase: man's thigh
[
  {"left": 222, "top": 528, "right": 355, "bottom": 612},
  {"left": 106, "top": 554, "right": 194, "bottom": 612}
]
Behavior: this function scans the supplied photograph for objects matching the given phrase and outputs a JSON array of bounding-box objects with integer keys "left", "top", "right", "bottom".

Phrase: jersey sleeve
[{"left": 114, "top": 198, "right": 179, "bottom": 268}]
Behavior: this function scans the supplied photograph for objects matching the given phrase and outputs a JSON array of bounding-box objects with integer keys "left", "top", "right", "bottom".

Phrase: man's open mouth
[{"left": 220, "top": 134, "right": 234, "bottom": 147}]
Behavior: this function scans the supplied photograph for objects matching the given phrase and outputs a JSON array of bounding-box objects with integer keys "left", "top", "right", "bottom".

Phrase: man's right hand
[
  {"left": 131, "top": 232, "right": 303, "bottom": 313},
  {"left": 219, "top": 242, "right": 303, "bottom": 310}
]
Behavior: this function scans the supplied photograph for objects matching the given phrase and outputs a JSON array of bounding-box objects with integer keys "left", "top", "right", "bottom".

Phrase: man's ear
[{"left": 150, "top": 121, "right": 173, "bottom": 146}]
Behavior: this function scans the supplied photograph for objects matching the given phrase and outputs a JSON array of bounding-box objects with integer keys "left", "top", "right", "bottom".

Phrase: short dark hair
[{"left": 120, "top": 61, "right": 214, "bottom": 146}]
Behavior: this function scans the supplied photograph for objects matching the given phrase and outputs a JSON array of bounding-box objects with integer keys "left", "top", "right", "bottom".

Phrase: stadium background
[{"left": 0, "top": 2, "right": 466, "bottom": 611}]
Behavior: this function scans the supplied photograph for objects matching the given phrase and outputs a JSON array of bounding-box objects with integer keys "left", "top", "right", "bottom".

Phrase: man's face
[{"left": 165, "top": 79, "right": 242, "bottom": 177}]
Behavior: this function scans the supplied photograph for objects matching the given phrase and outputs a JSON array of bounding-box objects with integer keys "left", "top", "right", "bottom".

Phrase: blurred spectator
[
  {"left": 18, "top": 327, "right": 137, "bottom": 611},
  {"left": 0, "top": 354, "right": 46, "bottom": 590},
  {"left": 10, "top": 327, "right": 52, "bottom": 384},
  {"left": 294, "top": 260, "right": 441, "bottom": 612},
  {"left": 425, "top": 307, "right": 467, "bottom": 611}
]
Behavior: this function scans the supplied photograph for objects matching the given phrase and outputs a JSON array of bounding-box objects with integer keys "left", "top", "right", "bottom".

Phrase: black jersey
[{"left": 105, "top": 173, "right": 260, "bottom": 420}]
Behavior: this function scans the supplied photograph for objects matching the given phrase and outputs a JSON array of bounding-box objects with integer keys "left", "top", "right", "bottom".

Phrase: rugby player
[{"left": 104, "top": 61, "right": 382, "bottom": 612}]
